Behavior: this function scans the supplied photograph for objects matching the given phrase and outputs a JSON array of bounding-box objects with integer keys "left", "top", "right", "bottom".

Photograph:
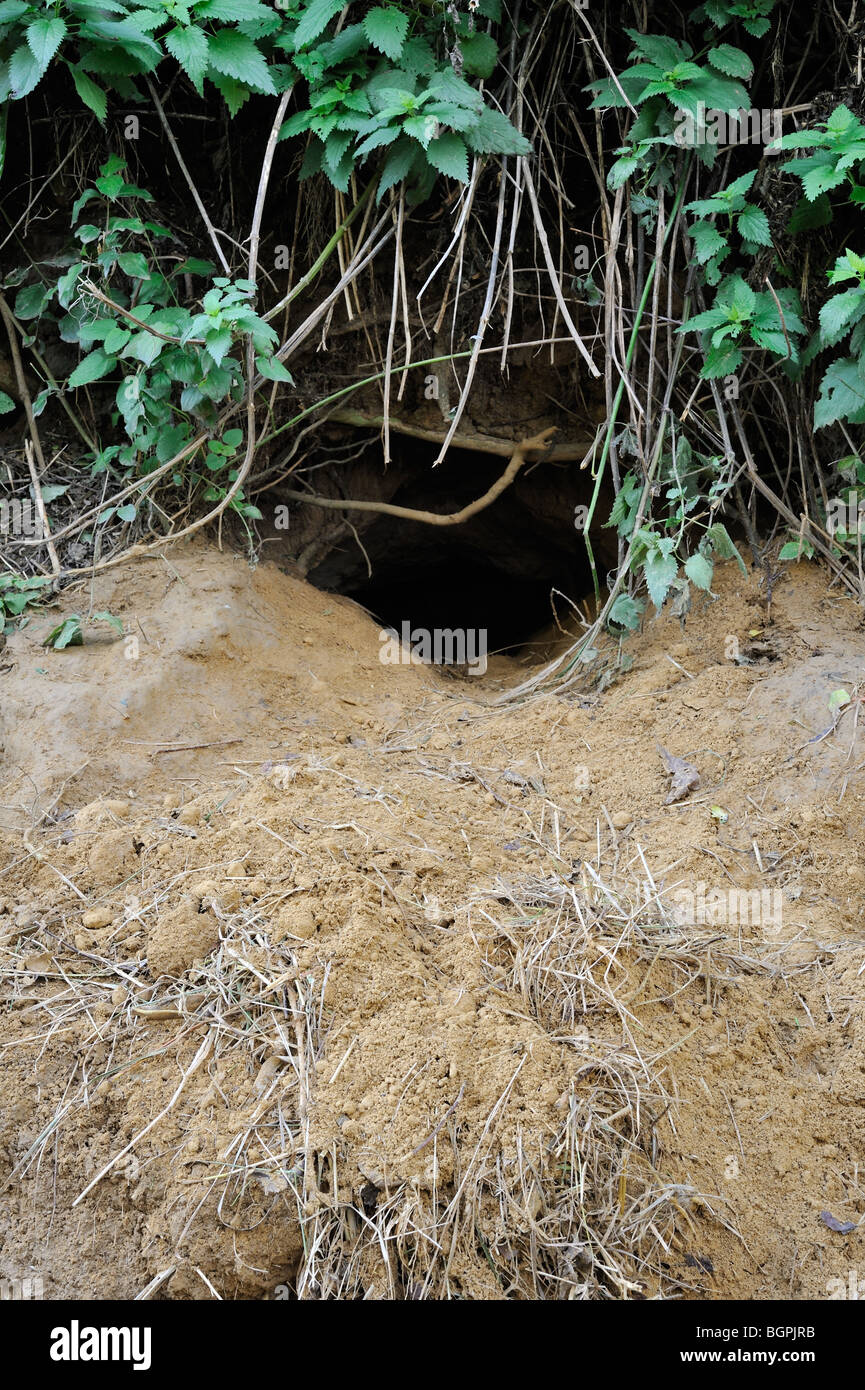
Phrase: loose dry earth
[{"left": 1, "top": 541, "right": 864, "bottom": 1300}]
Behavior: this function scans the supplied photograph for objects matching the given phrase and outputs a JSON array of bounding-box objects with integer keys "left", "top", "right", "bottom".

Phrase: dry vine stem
[
  {"left": 279, "top": 426, "right": 557, "bottom": 526},
  {"left": 24, "top": 441, "right": 60, "bottom": 576},
  {"left": 0, "top": 290, "right": 47, "bottom": 474},
  {"left": 146, "top": 77, "right": 231, "bottom": 276}
]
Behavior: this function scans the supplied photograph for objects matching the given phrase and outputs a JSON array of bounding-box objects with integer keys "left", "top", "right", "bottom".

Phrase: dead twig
[{"left": 279, "top": 427, "right": 557, "bottom": 526}]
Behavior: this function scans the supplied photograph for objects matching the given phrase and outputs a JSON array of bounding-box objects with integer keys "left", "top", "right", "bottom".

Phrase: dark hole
[
  {"left": 306, "top": 443, "right": 601, "bottom": 664},
  {"left": 347, "top": 552, "right": 564, "bottom": 656}
]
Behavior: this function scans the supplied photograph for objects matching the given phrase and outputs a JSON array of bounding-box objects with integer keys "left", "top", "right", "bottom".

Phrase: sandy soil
[{"left": 1, "top": 541, "right": 864, "bottom": 1300}]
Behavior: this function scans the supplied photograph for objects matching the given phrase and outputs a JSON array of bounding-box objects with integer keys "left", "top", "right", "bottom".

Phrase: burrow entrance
[{"left": 298, "top": 438, "right": 614, "bottom": 662}]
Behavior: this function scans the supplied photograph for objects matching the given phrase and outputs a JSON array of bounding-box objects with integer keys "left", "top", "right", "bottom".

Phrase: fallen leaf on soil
[
  {"left": 657, "top": 745, "right": 701, "bottom": 804},
  {"left": 23, "top": 953, "right": 53, "bottom": 974},
  {"left": 820, "top": 1210, "right": 857, "bottom": 1234}
]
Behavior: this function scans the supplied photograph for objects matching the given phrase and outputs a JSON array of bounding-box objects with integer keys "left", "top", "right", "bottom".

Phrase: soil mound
[{"left": 2, "top": 546, "right": 864, "bottom": 1299}]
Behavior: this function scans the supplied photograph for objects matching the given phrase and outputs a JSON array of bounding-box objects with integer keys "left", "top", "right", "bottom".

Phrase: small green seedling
[{"left": 43, "top": 610, "right": 124, "bottom": 649}]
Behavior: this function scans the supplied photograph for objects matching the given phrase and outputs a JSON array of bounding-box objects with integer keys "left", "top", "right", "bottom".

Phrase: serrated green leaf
[
  {"left": 207, "top": 29, "right": 275, "bottom": 93},
  {"left": 460, "top": 32, "right": 498, "bottom": 79},
  {"left": 625, "top": 30, "right": 691, "bottom": 69},
  {"left": 736, "top": 205, "right": 772, "bottom": 246},
  {"left": 742, "top": 16, "right": 772, "bottom": 37},
  {"left": 607, "top": 154, "right": 644, "bottom": 190},
  {"left": 426, "top": 67, "right": 482, "bottom": 111},
  {"left": 749, "top": 327, "right": 789, "bottom": 355},
  {"left": 685, "top": 194, "right": 734, "bottom": 218},
  {"left": 79, "top": 17, "right": 160, "bottom": 69},
  {"left": 164, "top": 24, "right": 210, "bottom": 92},
  {"left": 700, "top": 342, "right": 744, "bottom": 378},
  {"left": 70, "top": 65, "right": 107, "bottom": 119},
  {"left": 362, "top": 7, "right": 408, "bottom": 63},
  {"left": 801, "top": 160, "right": 848, "bottom": 201},
  {"left": 207, "top": 70, "right": 251, "bottom": 116},
  {"left": 705, "top": 522, "right": 747, "bottom": 574},
  {"left": 644, "top": 549, "right": 679, "bottom": 609},
  {"left": 293, "top": 0, "right": 344, "bottom": 50},
  {"left": 464, "top": 104, "right": 530, "bottom": 156},
  {"left": 720, "top": 274, "right": 756, "bottom": 319},
  {"left": 723, "top": 170, "right": 759, "bottom": 202},
  {"left": 690, "top": 220, "right": 728, "bottom": 264},
  {"left": 426, "top": 131, "right": 469, "bottom": 182},
  {"left": 8, "top": 40, "right": 44, "bottom": 97},
  {"left": 825, "top": 104, "right": 864, "bottom": 137},
  {"left": 815, "top": 357, "right": 865, "bottom": 429},
  {"left": 707, "top": 44, "right": 753, "bottom": 79},
  {"left": 68, "top": 348, "right": 118, "bottom": 387},
  {"left": 323, "top": 127, "right": 352, "bottom": 173},
  {"left": 828, "top": 249, "right": 865, "bottom": 285},
  {"left": 685, "top": 552, "right": 714, "bottom": 591},
  {"left": 607, "top": 593, "right": 644, "bottom": 631},
  {"left": 278, "top": 108, "right": 313, "bottom": 139},
  {"left": 0, "top": 389, "right": 15, "bottom": 414},
  {"left": 355, "top": 124, "right": 401, "bottom": 159},
  {"left": 14, "top": 282, "right": 52, "bottom": 319},
  {"left": 204, "top": 326, "right": 233, "bottom": 366},
  {"left": 819, "top": 289, "right": 865, "bottom": 347},
  {"left": 26, "top": 15, "right": 66, "bottom": 71},
  {"left": 377, "top": 135, "right": 416, "bottom": 197},
  {"left": 677, "top": 305, "right": 729, "bottom": 334}
]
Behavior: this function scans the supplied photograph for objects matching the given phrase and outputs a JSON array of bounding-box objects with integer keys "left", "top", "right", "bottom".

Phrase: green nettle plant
[
  {"left": 0, "top": 0, "right": 285, "bottom": 121},
  {"left": 811, "top": 452, "right": 865, "bottom": 564},
  {"left": 587, "top": 26, "right": 755, "bottom": 188},
  {"left": 584, "top": 11, "right": 774, "bottom": 632},
  {"left": 0, "top": 572, "right": 48, "bottom": 631},
  {"left": 0, "top": 1, "right": 526, "bottom": 187},
  {"left": 0, "top": 3, "right": 529, "bottom": 628},
  {"left": 775, "top": 104, "right": 865, "bottom": 211},
  {"left": 12, "top": 155, "right": 292, "bottom": 518},
  {"left": 692, "top": 0, "right": 776, "bottom": 36},
  {"left": 598, "top": 58, "right": 863, "bottom": 600},
  {"left": 772, "top": 106, "right": 865, "bottom": 429},
  {"left": 278, "top": 1, "right": 529, "bottom": 199},
  {"left": 605, "top": 436, "right": 746, "bottom": 631},
  {"left": 676, "top": 273, "right": 805, "bottom": 378},
  {"left": 42, "top": 609, "right": 124, "bottom": 648},
  {"left": 592, "top": 22, "right": 803, "bottom": 386},
  {"left": 683, "top": 168, "right": 772, "bottom": 285},
  {"left": 809, "top": 250, "right": 865, "bottom": 429}
]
